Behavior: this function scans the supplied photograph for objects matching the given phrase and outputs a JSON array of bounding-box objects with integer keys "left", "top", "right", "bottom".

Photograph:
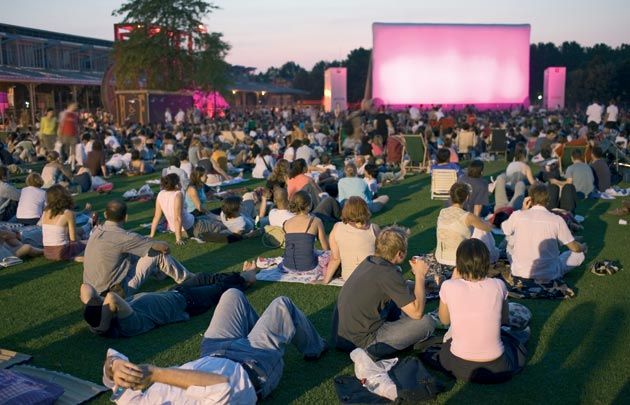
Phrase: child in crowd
[{"left": 220, "top": 195, "right": 255, "bottom": 235}]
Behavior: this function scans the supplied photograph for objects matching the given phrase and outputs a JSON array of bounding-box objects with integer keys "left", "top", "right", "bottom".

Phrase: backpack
[
  {"left": 262, "top": 225, "right": 285, "bottom": 248},
  {"left": 334, "top": 356, "right": 443, "bottom": 404}
]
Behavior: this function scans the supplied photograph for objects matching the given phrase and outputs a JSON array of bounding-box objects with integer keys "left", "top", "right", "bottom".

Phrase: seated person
[
  {"left": 458, "top": 160, "right": 489, "bottom": 217},
  {"left": 127, "top": 150, "right": 154, "bottom": 175},
  {"left": 16, "top": 173, "right": 46, "bottom": 225},
  {"left": 185, "top": 167, "right": 209, "bottom": 215},
  {"left": 162, "top": 155, "right": 190, "bottom": 191},
  {"left": 435, "top": 183, "right": 494, "bottom": 266},
  {"left": 430, "top": 148, "right": 462, "bottom": 176},
  {"left": 373, "top": 161, "right": 408, "bottom": 185},
  {"left": 322, "top": 197, "right": 379, "bottom": 284},
  {"left": 493, "top": 145, "right": 536, "bottom": 211},
  {"left": 220, "top": 195, "right": 255, "bottom": 235},
  {"left": 438, "top": 239, "right": 527, "bottom": 383},
  {"left": 40, "top": 151, "right": 73, "bottom": 188},
  {"left": 287, "top": 158, "right": 321, "bottom": 200},
  {"left": 266, "top": 186, "right": 295, "bottom": 227},
  {"left": 80, "top": 262, "right": 256, "bottom": 337},
  {"left": 151, "top": 174, "right": 233, "bottom": 245},
  {"left": 85, "top": 141, "right": 108, "bottom": 178},
  {"left": 41, "top": 185, "right": 87, "bottom": 262},
  {"left": 501, "top": 184, "right": 587, "bottom": 282},
  {"left": 281, "top": 191, "right": 329, "bottom": 273},
  {"left": 198, "top": 147, "right": 231, "bottom": 183},
  {"left": 102, "top": 288, "right": 327, "bottom": 402},
  {"left": 548, "top": 149, "right": 594, "bottom": 212},
  {"left": 338, "top": 163, "right": 389, "bottom": 213},
  {"left": 84, "top": 200, "right": 193, "bottom": 297},
  {"left": 335, "top": 226, "right": 435, "bottom": 359},
  {"left": 589, "top": 146, "right": 611, "bottom": 192},
  {"left": 106, "top": 147, "right": 131, "bottom": 173}
]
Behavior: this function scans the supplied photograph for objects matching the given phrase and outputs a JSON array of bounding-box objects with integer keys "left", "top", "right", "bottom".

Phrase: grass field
[{"left": 1, "top": 161, "right": 629, "bottom": 404}]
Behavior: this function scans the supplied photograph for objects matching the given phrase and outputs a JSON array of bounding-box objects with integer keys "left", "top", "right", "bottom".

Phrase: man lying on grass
[
  {"left": 102, "top": 289, "right": 328, "bottom": 403},
  {"left": 81, "top": 262, "right": 257, "bottom": 338}
]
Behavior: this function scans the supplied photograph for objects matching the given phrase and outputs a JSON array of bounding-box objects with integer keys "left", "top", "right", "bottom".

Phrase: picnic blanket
[
  {"left": 256, "top": 265, "right": 345, "bottom": 286},
  {"left": 0, "top": 349, "right": 31, "bottom": 369},
  {"left": 206, "top": 177, "right": 249, "bottom": 188},
  {"left": 9, "top": 365, "right": 108, "bottom": 405}
]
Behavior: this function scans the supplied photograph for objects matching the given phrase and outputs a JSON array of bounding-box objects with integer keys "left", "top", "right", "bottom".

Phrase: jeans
[
  {"left": 494, "top": 173, "right": 526, "bottom": 211},
  {"left": 365, "top": 301, "right": 435, "bottom": 359},
  {"left": 201, "top": 289, "right": 327, "bottom": 398},
  {"left": 125, "top": 250, "right": 193, "bottom": 295}
]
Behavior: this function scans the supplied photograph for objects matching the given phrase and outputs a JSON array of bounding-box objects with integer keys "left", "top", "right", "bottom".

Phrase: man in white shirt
[
  {"left": 585, "top": 100, "right": 604, "bottom": 125},
  {"left": 164, "top": 108, "right": 172, "bottom": 124},
  {"left": 502, "top": 184, "right": 586, "bottom": 282},
  {"left": 296, "top": 141, "right": 317, "bottom": 165},
  {"left": 605, "top": 99, "right": 619, "bottom": 129},
  {"left": 102, "top": 289, "right": 327, "bottom": 403}
]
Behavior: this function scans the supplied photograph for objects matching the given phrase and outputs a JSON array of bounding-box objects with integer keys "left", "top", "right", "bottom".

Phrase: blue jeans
[
  {"left": 200, "top": 289, "right": 327, "bottom": 398},
  {"left": 366, "top": 301, "right": 435, "bottom": 359}
]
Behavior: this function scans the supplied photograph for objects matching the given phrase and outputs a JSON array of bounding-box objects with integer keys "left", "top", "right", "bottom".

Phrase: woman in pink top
[
  {"left": 286, "top": 158, "right": 320, "bottom": 199},
  {"left": 437, "top": 239, "right": 527, "bottom": 383}
]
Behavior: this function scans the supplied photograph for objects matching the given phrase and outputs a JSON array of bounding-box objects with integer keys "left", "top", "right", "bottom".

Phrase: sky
[{"left": 2, "top": 0, "right": 629, "bottom": 72}]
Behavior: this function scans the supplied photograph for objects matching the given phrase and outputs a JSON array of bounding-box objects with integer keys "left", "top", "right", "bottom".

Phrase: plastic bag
[{"left": 350, "top": 348, "right": 398, "bottom": 401}]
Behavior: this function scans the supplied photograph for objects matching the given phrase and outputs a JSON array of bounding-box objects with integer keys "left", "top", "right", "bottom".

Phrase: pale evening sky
[{"left": 2, "top": 0, "right": 628, "bottom": 72}]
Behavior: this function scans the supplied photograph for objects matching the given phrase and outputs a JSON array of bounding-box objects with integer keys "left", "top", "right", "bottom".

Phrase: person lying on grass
[
  {"left": 81, "top": 262, "right": 257, "bottom": 338},
  {"left": 102, "top": 288, "right": 328, "bottom": 402}
]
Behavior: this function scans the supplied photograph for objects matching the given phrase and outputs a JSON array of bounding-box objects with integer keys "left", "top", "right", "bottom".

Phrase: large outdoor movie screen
[{"left": 372, "top": 23, "right": 531, "bottom": 107}]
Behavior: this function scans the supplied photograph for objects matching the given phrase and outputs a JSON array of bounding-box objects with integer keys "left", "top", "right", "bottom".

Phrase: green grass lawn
[{"left": 1, "top": 161, "right": 629, "bottom": 404}]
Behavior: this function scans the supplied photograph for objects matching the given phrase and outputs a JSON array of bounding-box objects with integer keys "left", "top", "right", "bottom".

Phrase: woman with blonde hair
[
  {"left": 321, "top": 197, "right": 379, "bottom": 284},
  {"left": 16, "top": 173, "right": 46, "bottom": 225}
]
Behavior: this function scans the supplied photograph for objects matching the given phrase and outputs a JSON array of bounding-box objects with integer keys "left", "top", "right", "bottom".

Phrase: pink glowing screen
[{"left": 372, "top": 23, "right": 531, "bottom": 107}]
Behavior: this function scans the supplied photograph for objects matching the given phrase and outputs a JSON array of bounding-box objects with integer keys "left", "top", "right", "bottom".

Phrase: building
[{"left": 0, "top": 23, "right": 112, "bottom": 129}]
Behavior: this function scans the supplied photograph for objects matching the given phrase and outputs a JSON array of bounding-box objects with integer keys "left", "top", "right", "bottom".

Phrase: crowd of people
[{"left": 0, "top": 98, "right": 627, "bottom": 402}]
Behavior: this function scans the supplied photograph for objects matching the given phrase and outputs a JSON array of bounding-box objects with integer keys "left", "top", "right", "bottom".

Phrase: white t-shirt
[
  {"left": 268, "top": 208, "right": 295, "bottom": 227},
  {"left": 104, "top": 135, "right": 121, "bottom": 150},
  {"left": 75, "top": 143, "right": 87, "bottom": 167},
  {"left": 252, "top": 155, "right": 275, "bottom": 179},
  {"left": 440, "top": 278, "right": 507, "bottom": 362},
  {"left": 505, "top": 161, "right": 529, "bottom": 184},
  {"left": 606, "top": 104, "right": 618, "bottom": 123},
  {"left": 296, "top": 145, "right": 316, "bottom": 165},
  {"left": 586, "top": 103, "right": 603, "bottom": 124},
  {"left": 409, "top": 106, "right": 420, "bottom": 121},
  {"left": 16, "top": 186, "right": 46, "bottom": 220},
  {"left": 502, "top": 205, "right": 575, "bottom": 281},
  {"left": 103, "top": 348, "right": 256, "bottom": 405},
  {"left": 180, "top": 161, "right": 193, "bottom": 178}
]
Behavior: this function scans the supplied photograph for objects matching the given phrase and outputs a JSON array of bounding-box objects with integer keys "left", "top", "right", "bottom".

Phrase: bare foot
[
  {"left": 241, "top": 261, "right": 258, "bottom": 286},
  {"left": 74, "top": 256, "right": 85, "bottom": 263}
]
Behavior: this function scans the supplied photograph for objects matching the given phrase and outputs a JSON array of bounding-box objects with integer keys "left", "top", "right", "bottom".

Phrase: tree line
[{"left": 255, "top": 42, "right": 629, "bottom": 106}]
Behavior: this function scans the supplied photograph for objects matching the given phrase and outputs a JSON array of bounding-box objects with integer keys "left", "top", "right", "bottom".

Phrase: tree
[
  {"left": 344, "top": 48, "right": 371, "bottom": 103},
  {"left": 194, "top": 32, "right": 231, "bottom": 92},
  {"left": 111, "top": 0, "right": 229, "bottom": 91}
]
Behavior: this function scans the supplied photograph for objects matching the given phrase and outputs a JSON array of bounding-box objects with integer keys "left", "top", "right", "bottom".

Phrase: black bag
[{"left": 334, "top": 356, "right": 443, "bottom": 404}]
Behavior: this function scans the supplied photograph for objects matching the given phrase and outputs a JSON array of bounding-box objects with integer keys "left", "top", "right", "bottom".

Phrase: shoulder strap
[{"left": 306, "top": 215, "right": 315, "bottom": 232}]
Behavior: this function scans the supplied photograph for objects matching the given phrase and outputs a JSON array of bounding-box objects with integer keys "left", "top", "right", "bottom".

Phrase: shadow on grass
[{"left": 0, "top": 260, "right": 72, "bottom": 292}]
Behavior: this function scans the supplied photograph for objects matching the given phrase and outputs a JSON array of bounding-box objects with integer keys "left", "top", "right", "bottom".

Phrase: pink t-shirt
[
  {"left": 440, "top": 278, "right": 507, "bottom": 362},
  {"left": 287, "top": 174, "right": 311, "bottom": 198}
]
